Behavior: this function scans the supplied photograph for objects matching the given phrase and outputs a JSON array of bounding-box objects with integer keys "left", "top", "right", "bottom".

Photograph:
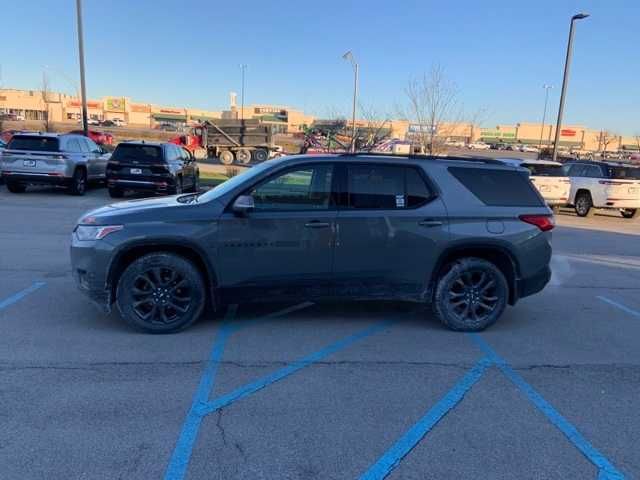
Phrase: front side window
[
  {"left": 584, "top": 165, "right": 604, "bottom": 178},
  {"left": 250, "top": 164, "right": 334, "bottom": 211}
]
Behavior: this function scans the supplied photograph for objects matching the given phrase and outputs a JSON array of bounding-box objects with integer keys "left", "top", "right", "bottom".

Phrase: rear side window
[
  {"left": 7, "top": 135, "right": 59, "bottom": 152},
  {"left": 608, "top": 166, "right": 640, "bottom": 180},
  {"left": 66, "top": 139, "right": 82, "bottom": 153},
  {"left": 522, "top": 164, "right": 565, "bottom": 177},
  {"left": 111, "top": 144, "right": 163, "bottom": 164},
  {"left": 449, "top": 167, "right": 543, "bottom": 207},
  {"left": 346, "top": 164, "right": 432, "bottom": 209}
]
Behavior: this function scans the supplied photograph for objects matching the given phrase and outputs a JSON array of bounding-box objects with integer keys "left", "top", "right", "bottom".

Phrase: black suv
[
  {"left": 71, "top": 154, "right": 553, "bottom": 334},
  {"left": 106, "top": 142, "right": 199, "bottom": 198}
]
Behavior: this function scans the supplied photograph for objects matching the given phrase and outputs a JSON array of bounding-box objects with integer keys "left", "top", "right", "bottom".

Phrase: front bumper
[{"left": 70, "top": 234, "right": 115, "bottom": 313}]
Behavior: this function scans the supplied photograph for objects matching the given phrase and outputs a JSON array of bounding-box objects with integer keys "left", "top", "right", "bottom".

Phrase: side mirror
[{"left": 232, "top": 195, "right": 255, "bottom": 215}]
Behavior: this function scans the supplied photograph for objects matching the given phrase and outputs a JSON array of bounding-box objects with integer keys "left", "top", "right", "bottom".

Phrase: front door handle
[
  {"left": 418, "top": 219, "right": 444, "bottom": 227},
  {"left": 304, "top": 221, "right": 331, "bottom": 228}
]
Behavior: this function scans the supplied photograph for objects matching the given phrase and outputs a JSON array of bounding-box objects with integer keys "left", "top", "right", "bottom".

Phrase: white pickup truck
[{"left": 564, "top": 161, "right": 640, "bottom": 218}]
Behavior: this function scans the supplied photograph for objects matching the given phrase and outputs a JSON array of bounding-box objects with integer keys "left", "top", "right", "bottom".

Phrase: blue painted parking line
[
  {"left": 197, "top": 319, "right": 395, "bottom": 416},
  {"left": 163, "top": 305, "right": 237, "bottom": 480},
  {"left": 0, "top": 281, "right": 46, "bottom": 311},
  {"left": 597, "top": 296, "right": 640, "bottom": 319},
  {"left": 470, "top": 334, "right": 625, "bottom": 480},
  {"left": 359, "top": 357, "right": 492, "bottom": 480}
]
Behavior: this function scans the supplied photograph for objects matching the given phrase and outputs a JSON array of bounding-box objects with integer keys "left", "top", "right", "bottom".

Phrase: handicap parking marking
[
  {"left": 597, "top": 296, "right": 640, "bottom": 319},
  {"left": 360, "top": 334, "right": 626, "bottom": 480},
  {"left": 0, "top": 281, "right": 46, "bottom": 311},
  {"left": 165, "top": 301, "right": 395, "bottom": 480},
  {"left": 359, "top": 356, "right": 492, "bottom": 480},
  {"left": 470, "top": 334, "right": 625, "bottom": 480}
]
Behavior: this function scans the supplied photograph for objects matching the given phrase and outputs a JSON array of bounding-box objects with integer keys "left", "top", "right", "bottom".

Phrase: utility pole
[
  {"left": 552, "top": 13, "right": 589, "bottom": 162},
  {"left": 342, "top": 51, "right": 358, "bottom": 153},
  {"left": 76, "top": 0, "right": 89, "bottom": 137},
  {"left": 239, "top": 64, "right": 247, "bottom": 121},
  {"left": 538, "top": 84, "right": 553, "bottom": 149}
]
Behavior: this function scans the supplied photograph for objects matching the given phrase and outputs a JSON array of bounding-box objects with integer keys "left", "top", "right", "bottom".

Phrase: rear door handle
[
  {"left": 418, "top": 219, "right": 444, "bottom": 227},
  {"left": 304, "top": 221, "right": 331, "bottom": 228}
]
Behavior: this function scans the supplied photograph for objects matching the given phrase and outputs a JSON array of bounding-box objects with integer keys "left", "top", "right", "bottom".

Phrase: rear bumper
[
  {"left": 2, "top": 172, "right": 70, "bottom": 186},
  {"left": 515, "top": 265, "right": 551, "bottom": 302},
  {"left": 107, "top": 177, "right": 174, "bottom": 192},
  {"left": 603, "top": 200, "right": 640, "bottom": 209}
]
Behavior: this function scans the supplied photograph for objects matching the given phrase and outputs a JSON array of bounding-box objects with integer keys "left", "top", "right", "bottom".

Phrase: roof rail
[{"left": 336, "top": 151, "right": 505, "bottom": 165}]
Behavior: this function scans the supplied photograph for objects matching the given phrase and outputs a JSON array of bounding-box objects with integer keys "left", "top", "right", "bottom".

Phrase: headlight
[{"left": 75, "top": 225, "right": 123, "bottom": 241}]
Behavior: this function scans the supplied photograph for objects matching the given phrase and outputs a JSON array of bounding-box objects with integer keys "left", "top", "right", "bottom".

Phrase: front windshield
[{"left": 198, "top": 158, "right": 282, "bottom": 202}]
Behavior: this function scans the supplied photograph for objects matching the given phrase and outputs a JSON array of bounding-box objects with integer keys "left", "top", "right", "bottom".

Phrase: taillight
[{"left": 519, "top": 214, "right": 555, "bottom": 232}]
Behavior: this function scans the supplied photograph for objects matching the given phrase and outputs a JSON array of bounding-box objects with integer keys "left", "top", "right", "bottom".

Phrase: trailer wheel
[
  {"left": 236, "top": 149, "right": 252, "bottom": 164},
  {"left": 253, "top": 149, "right": 268, "bottom": 162},
  {"left": 219, "top": 150, "right": 235, "bottom": 165}
]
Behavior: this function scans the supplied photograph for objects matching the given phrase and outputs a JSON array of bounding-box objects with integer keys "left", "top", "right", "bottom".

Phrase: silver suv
[
  {"left": 70, "top": 154, "right": 554, "bottom": 333},
  {"left": 1, "top": 132, "right": 107, "bottom": 195}
]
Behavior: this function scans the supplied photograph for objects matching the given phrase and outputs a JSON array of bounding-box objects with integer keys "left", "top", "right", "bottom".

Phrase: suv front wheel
[
  {"left": 574, "top": 191, "right": 594, "bottom": 217},
  {"left": 116, "top": 253, "right": 206, "bottom": 333},
  {"left": 433, "top": 257, "right": 508, "bottom": 331},
  {"left": 69, "top": 168, "right": 87, "bottom": 196}
]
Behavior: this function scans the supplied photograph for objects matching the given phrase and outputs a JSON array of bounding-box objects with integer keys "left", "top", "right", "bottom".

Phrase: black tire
[
  {"left": 433, "top": 257, "right": 508, "bottom": 332},
  {"left": 108, "top": 187, "right": 124, "bottom": 198},
  {"left": 219, "top": 150, "right": 235, "bottom": 165},
  {"left": 236, "top": 149, "right": 252, "bottom": 164},
  {"left": 621, "top": 209, "right": 638, "bottom": 219},
  {"left": 69, "top": 168, "right": 87, "bottom": 196},
  {"left": 574, "top": 191, "right": 594, "bottom": 217},
  {"left": 190, "top": 174, "right": 200, "bottom": 193},
  {"left": 551, "top": 205, "right": 561, "bottom": 214},
  {"left": 6, "top": 181, "right": 26, "bottom": 193},
  {"left": 116, "top": 253, "right": 206, "bottom": 334},
  {"left": 253, "top": 148, "right": 268, "bottom": 162},
  {"left": 171, "top": 177, "right": 183, "bottom": 195}
]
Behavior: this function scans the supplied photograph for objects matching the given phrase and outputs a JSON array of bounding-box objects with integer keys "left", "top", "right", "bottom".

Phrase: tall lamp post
[
  {"left": 538, "top": 84, "right": 553, "bottom": 149},
  {"left": 342, "top": 51, "right": 359, "bottom": 153},
  {"left": 552, "top": 13, "right": 589, "bottom": 162},
  {"left": 75, "top": 0, "right": 89, "bottom": 137},
  {"left": 239, "top": 64, "right": 247, "bottom": 121}
]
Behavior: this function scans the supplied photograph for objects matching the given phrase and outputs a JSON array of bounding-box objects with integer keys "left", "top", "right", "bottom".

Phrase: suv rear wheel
[
  {"left": 621, "top": 208, "right": 638, "bottom": 219},
  {"left": 6, "top": 181, "right": 27, "bottom": 193},
  {"left": 433, "top": 257, "right": 508, "bottom": 331},
  {"left": 69, "top": 168, "right": 87, "bottom": 196},
  {"left": 574, "top": 191, "right": 594, "bottom": 217},
  {"left": 116, "top": 253, "right": 206, "bottom": 333}
]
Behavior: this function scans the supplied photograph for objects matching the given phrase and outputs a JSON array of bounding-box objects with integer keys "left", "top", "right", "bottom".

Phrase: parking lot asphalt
[{"left": 1, "top": 186, "right": 639, "bottom": 480}]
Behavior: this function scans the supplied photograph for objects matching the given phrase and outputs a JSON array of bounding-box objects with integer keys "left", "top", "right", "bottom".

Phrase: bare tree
[
  {"left": 357, "top": 102, "right": 392, "bottom": 151},
  {"left": 41, "top": 72, "right": 52, "bottom": 131},
  {"left": 634, "top": 134, "right": 640, "bottom": 152},
  {"left": 402, "top": 65, "right": 462, "bottom": 155},
  {"left": 595, "top": 130, "right": 619, "bottom": 156}
]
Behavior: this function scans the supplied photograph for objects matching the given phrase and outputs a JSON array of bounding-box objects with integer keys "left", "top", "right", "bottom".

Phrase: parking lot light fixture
[
  {"left": 342, "top": 51, "right": 358, "bottom": 153},
  {"left": 552, "top": 12, "right": 589, "bottom": 162},
  {"left": 75, "top": 0, "right": 89, "bottom": 137}
]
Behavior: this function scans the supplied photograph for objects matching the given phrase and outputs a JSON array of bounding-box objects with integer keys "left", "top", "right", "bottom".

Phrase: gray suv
[
  {"left": 70, "top": 154, "right": 553, "bottom": 333},
  {"left": 1, "top": 132, "right": 107, "bottom": 195}
]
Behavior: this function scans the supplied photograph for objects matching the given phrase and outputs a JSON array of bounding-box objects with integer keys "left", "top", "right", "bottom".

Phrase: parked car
[
  {"left": 467, "top": 142, "right": 490, "bottom": 150},
  {"left": 71, "top": 153, "right": 553, "bottom": 334},
  {"left": 156, "top": 123, "right": 180, "bottom": 132},
  {"left": 105, "top": 142, "right": 199, "bottom": 198},
  {"left": 1, "top": 132, "right": 107, "bottom": 195},
  {"left": 87, "top": 119, "right": 101, "bottom": 126},
  {"left": 519, "top": 145, "right": 539, "bottom": 153},
  {"left": 112, "top": 118, "right": 126, "bottom": 127},
  {"left": 564, "top": 160, "right": 640, "bottom": 218},
  {"left": 69, "top": 129, "right": 114, "bottom": 146},
  {"left": 501, "top": 159, "right": 570, "bottom": 209}
]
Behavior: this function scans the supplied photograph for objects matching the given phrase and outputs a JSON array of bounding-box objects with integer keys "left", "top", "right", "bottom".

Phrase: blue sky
[{"left": 2, "top": 0, "right": 639, "bottom": 134}]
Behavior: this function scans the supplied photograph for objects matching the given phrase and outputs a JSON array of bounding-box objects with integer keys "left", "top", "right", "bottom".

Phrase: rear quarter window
[
  {"left": 7, "top": 136, "right": 59, "bottom": 152},
  {"left": 449, "top": 167, "right": 544, "bottom": 207}
]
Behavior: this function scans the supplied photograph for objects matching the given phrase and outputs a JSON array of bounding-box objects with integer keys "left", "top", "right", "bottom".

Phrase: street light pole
[
  {"left": 552, "top": 13, "right": 589, "bottom": 162},
  {"left": 239, "top": 64, "right": 247, "bottom": 121},
  {"left": 342, "top": 51, "right": 358, "bottom": 153},
  {"left": 538, "top": 84, "right": 553, "bottom": 149},
  {"left": 75, "top": 0, "right": 89, "bottom": 137}
]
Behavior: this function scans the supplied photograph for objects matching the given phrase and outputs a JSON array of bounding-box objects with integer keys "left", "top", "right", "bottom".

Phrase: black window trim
[
  {"left": 338, "top": 161, "right": 439, "bottom": 211},
  {"left": 228, "top": 161, "right": 340, "bottom": 213}
]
